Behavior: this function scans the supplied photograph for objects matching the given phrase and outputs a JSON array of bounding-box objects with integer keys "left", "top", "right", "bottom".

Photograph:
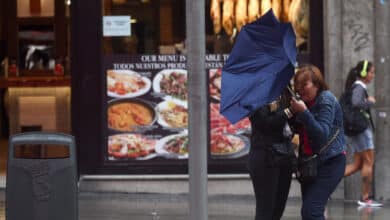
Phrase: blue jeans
[{"left": 300, "top": 154, "right": 346, "bottom": 220}]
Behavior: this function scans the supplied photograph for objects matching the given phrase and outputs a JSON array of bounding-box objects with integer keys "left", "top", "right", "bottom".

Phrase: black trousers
[{"left": 248, "top": 148, "right": 293, "bottom": 220}]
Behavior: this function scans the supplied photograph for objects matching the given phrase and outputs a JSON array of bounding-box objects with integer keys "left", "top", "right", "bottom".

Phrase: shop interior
[{"left": 0, "top": 0, "right": 72, "bottom": 178}]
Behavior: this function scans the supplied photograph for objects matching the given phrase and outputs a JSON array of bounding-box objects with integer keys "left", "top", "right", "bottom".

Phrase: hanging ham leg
[
  {"left": 222, "top": 0, "right": 235, "bottom": 36},
  {"left": 235, "top": 0, "right": 248, "bottom": 32},
  {"left": 261, "top": 0, "right": 272, "bottom": 16},
  {"left": 247, "top": 0, "right": 259, "bottom": 23},
  {"left": 210, "top": 0, "right": 222, "bottom": 34},
  {"left": 272, "top": 0, "right": 282, "bottom": 20},
  {"left": 281, "top": 0, "right": 291, "bottom": 22}
]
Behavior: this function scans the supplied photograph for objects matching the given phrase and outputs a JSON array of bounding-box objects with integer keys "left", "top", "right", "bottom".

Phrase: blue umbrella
[{"left": 220, "top": 9, "right": 297, "bottom": 124}]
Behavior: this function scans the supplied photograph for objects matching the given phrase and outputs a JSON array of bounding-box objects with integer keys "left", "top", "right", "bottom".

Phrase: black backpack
[{"left": 339, "top": 84, "right": 370, "bottom": 136}]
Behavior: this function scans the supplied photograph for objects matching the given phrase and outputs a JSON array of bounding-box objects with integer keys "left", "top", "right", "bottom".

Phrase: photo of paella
[{"left": 107, "top": 99, "right": 156, "bottom": 132}]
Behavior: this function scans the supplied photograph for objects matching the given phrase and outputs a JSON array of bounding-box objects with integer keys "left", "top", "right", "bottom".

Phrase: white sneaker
[{"left": 357, "top": 199, "right": 383, "bottom": 207}]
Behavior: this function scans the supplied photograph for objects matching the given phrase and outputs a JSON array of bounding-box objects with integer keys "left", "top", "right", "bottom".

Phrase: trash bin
[{"left": 6, "top": 132, "right": 78, "bottom": 220}]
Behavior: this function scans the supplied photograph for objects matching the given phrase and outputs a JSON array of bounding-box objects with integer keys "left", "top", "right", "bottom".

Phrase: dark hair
[
  {"left": 294, "top": 64, "right": 329, "bottom": 92},
  {"left": 345, "top": 60, "right": 373, "bottom": 90}
]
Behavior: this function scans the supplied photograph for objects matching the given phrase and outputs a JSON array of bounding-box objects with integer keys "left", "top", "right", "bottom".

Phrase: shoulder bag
[{"left": 297, "top": 128, "right": 340, "bottom": 183}]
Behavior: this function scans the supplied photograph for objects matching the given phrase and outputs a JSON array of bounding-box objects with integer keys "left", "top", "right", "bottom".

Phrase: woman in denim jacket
[{"left": 290, "top": 64, "right": 346, "bottom": 220}]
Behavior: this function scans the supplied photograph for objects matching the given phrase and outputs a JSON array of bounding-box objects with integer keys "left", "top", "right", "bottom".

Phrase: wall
[
  {"left": 324, "top": 0, "right": 390, "bottom": 201},
  {"left": 373, "top": 0, "right": 390, "bottom": 202}
]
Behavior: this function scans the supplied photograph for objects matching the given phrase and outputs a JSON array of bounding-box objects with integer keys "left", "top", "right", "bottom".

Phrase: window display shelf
[{"left": 0, "top": 76, "right": 70, "bottom": 88}]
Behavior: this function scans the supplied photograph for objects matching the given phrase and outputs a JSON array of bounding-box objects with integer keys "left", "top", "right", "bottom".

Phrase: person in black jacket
[{"left": 247, "top": 89, "right": 296, "bottom": 220}]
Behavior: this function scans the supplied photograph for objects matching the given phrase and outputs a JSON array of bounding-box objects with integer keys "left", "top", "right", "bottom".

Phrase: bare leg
[
  {"left": 361, "top": 149, "right": 374, "bottom": 200},
  {"left": 344, "top": 153, "right": 363, "bottom": 177}
]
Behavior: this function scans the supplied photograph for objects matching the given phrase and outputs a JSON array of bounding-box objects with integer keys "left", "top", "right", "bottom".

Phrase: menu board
[{"left": 104, "top": 54, "right": 251, "bottom": 163}]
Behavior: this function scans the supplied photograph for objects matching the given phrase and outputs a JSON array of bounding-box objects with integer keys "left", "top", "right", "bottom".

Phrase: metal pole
[
  {"left": 374, "top": 0, "right": 390, "bottom": 200},
  {"left": 186, "top": 0, "right": 208, "bottom": 219}
]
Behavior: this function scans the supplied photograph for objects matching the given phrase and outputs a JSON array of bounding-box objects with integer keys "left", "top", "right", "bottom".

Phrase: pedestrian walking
[{"left": 342, "top": 60, "right": 382, "bottom": 207}]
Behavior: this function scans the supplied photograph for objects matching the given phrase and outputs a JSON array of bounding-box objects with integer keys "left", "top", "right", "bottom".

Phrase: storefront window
[
  {"left": 99, "top": 0, "right": 310, "bottom": 172},
  {"left": 102, "top": 0, "right": 185, "bottom": 55},
  {"left": 102, "top": 0, "right": 309, "bottom": 55},
  {"left": 206, "top": 0, "right": 309, "bottom": 54},
  {"left": 17, "top": 0, "right": 55, "bottom": 18}
]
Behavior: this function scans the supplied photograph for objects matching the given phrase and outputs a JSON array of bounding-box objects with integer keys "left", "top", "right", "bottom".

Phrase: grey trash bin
[{"left": 6, "top": 132, "right": 78, "bottom": 220}]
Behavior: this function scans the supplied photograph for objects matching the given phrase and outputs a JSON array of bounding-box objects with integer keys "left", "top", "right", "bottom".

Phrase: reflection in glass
[
  {"left": 101, "top": 0, "right": 309, "bottom": 55},
  {"left": 102, "top": 0, "right": 185, "bottom": 55},
  {"left": 206, "top": 0, "right": 309, "bottom": 53},
  {"left": 14, "top": 144, "right": 70, "bottom": 159},
  {"left": 18, "top": 25, "right": 55, "bottom": 71},
  {"left": 17, "top": 0, "right": 55, "bottom": 18}
]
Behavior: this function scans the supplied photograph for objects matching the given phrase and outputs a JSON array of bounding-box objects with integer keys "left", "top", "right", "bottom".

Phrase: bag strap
[{"left": 318, "top": 128, "right": 340, "bottom": 155}]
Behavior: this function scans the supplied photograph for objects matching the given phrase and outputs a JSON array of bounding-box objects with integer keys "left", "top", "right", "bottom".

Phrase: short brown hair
[{"left": 294, "top": 64, "right": 329, "bottom": 92}]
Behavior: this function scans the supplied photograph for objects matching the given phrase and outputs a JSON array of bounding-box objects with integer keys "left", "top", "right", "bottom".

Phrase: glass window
[
  {"left": 18, "top": 25, "right": 55, "bottom": 71},
  {"left": 17, "top": 0, "right": 55, "bottom": 18},
  {"left": 102, "top": 0, "right": 186, "bottom": 55},
  {"left": 206, "top": 0, "right": 309, "bottom": 53},
  {"left": 102, "top": 0, "right": 309, "bottom": 55}
]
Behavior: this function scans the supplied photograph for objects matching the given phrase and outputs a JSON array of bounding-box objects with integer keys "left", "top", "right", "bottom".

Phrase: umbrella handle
[{"left": 287, "top": 86, "right": 301, "bottom": 100}]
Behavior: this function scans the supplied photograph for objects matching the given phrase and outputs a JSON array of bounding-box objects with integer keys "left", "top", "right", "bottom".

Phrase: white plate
[
  {"left": 156, "top": 99, "right": 188, "bottom": 129},
  {"left": 152, "top": 69, "right": 187, "bottom": 100},
  {"left": 210, "top": 134, "right": 249, "bottom": 159},
  {"left": 155, "top": 132, "right": 188, "bottom": 159},
  {"left": 107, "top": 134, "right": 157, "bottom": 160},
  {"left": 107, "top": 69, "right": 151, "bottom": 98}
]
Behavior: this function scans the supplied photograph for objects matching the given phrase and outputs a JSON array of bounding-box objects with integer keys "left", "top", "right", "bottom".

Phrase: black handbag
[
  {"left": 297, "top": 154, "right": 318, "bottom": 183},
  {"left": 297, "top": 129, "right": 340, "bottom": 183}
]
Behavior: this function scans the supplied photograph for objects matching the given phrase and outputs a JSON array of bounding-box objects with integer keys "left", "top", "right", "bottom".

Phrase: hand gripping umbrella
[{"left": 220, "top": 9, "right": 297, "bottom": 124}]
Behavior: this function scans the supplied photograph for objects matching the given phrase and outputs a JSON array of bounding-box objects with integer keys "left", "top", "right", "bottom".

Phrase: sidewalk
[{"left": 1, "top": 189, "right": 389, "bottom": 220}]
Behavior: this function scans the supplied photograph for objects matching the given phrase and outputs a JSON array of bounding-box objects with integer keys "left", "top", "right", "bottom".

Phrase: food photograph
[
  {"left": 155, "top": 132, "right": 189, "bottom": 159},
  {"left": 156, "top": 99, "right": 188, "bottom": 129},
  {"left": 108, "top": 133, "right": 157, "bottom": 160},
  {"left": 107, "top": 69, "right": 151, "bottom": 98},
  {"left": 107, "top": 98, "right": 157, "bottom": 133},
  {"left": 209, "top": 68, "right": 222, "bottom": 101},
  {"left": 153, "top": 69, "right": 188, "bottom": 102},
  {"left": 210, "top": 132, "right": 249, "bottom": 159}
]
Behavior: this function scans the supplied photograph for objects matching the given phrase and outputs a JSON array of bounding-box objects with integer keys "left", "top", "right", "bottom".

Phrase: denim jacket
[{"left": 295, "top": 90, "right": 346, "bottom": 161}]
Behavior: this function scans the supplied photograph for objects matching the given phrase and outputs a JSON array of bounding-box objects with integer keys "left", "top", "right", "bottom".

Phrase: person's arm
[
  {"left": 351, "top": 85, "right": 374, "bottom": 110},
  {"left": 291, "top": 93, "right": 335, "bottom": 152}
]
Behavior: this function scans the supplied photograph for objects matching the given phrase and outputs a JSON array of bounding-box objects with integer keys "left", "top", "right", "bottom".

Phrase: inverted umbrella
[{"left": 220, "top": 9, "right": 297, "bottom": 124}]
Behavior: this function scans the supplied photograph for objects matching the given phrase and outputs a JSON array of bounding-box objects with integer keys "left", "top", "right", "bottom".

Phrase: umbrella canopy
[{"left": 220, "top": 9, "right": 297, "bottom": 124}]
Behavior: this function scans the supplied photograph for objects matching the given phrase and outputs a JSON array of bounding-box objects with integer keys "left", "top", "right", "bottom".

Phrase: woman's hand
[
  {"left": 290, "top": 97, "right": 307, "bottom": 113},
  {"left": 367, "top": 96, "right": 376, "bottom": 104}
]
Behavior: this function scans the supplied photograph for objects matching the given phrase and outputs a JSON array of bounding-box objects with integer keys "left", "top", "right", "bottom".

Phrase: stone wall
[{"left": 324, "top": 0, "right": 390, "bottom": 201}]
